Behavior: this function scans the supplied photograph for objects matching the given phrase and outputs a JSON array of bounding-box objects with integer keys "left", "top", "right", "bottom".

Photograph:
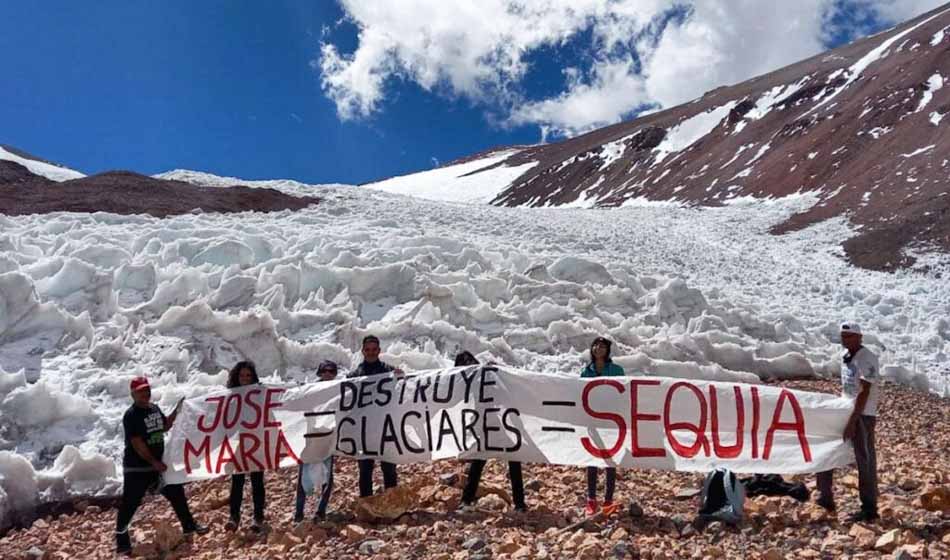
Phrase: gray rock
[
  {"left": 440, "top": 473, "right": 460, "bottom": 486},
  {"left": 358, "top": 539, "right": 385, "bottom": 555},
  {"left": 24, "top": 547, "right": 47, "bottom": 560},
  {"left": 627, "top": 501, "right": 644, "bottom": 518},
  {"left": 463, "top": 536, "right": 488, "bottom": 551}
]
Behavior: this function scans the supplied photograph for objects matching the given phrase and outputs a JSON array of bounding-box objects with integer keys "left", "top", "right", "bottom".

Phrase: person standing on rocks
[
  {"left": 581, "top": 337, "right": 625, "bottom": 516},
  {"left": 349, "top": 335, "right": 404, "bottom": 497},
  {"left": 294, "top": 360, "right": 339, "bottom": 523},
  {"left": 115, "top": 376, "right": 208, "bottom": 555},
  {"left": 456, "top": 351, "right": 528, "bottom": 513},
  {"left": 816, "top": 323, "right": 881, "bottom": 523},
  {"left": 224, "top": 361, "right": 266, "bottom": 533}
]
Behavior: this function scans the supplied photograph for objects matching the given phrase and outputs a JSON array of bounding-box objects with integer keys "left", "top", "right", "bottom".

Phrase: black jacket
[{"left": 348, "top": 360, "right": 395, "bottom": 378}]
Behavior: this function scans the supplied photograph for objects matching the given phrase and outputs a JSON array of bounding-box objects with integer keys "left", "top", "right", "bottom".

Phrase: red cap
[{"left": 130, "top": 376, "right": 151, "bottom": 392}]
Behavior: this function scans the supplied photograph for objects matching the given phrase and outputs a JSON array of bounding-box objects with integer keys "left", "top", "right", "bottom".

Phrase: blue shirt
[{"left": 580, "top": 361, "right": 625, "bottom": 378}]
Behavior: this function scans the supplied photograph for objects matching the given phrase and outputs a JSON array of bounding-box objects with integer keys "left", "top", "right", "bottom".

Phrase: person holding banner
[
  {"left": 224, "top": 361, "right": 267, "bottom": 533},
  {"left": 816, "top": 323, "right": 881, "bottom": 523},
  {"left": 581, "top": 337, "right": 625, "bottom": 516},
  {"left": 294, "top": 360, "right": 339, "bottom": 523},
  {"left": 456, "top": 351, "right": 528, "bottom": 513},
  {"left": 115, "top": 376, "right": 208, "bottom": 555},
  {"left": 349, "top": 335, "right": 405, "bottom": 497}
]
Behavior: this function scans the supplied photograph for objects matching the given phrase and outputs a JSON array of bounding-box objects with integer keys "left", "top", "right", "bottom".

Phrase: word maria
[
  {"left": 183, "top": 388, "right": 301, "bottom": 474},
  {"left": 335, "top": 368, "right": 523, "bottom": 456},
  {"left": 581, "top": 379, "right": 812, "bottom": 463}
]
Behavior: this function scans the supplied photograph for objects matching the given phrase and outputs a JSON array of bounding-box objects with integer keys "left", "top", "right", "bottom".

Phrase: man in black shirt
[
  {"left": 348, "top": 335, "right": 404, "bottom": 497},
  {"left": 115, "top": 376, "right": 208, "bottom": 555}
]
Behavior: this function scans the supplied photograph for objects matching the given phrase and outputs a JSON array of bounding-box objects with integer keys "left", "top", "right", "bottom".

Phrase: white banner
[{"left": 164, "top": 366, "right": 855, "bottom": 484}]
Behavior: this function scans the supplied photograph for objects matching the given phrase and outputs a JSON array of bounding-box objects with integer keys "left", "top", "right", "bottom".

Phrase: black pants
[
  {"left": 357, "top": 459, "right": 398, "bottom": 497},
  {"left": 229, "top": 471, "right": 265, "bottom": 522},
  {"left": 116, "top": 471, "right": 195, "bottom": 534},
  {"left": 462, "top": 460, "right": 526, "bottom": 509},
  {"left": 817, "top": 415, "right": 878, "bottom": 514},
  {"left": 587, "top": 467, "right": 616, "bottom": 502}
]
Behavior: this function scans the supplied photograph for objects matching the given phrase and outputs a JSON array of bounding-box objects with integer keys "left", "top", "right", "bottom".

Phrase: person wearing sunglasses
[{"left": 294, "top": 360, "right": 340, "bottom": 523}]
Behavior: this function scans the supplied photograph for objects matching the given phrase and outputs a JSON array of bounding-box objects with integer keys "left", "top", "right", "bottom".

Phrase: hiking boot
[
  {"left": 183, "top": 522, "right": 210, "bottom": 536},
  {"left": 250, "top": 517, "right": 264, "bottom": 534},
  {"left": 585, "top": 499, "right": 599, "bottom": 516},
  {"left": 456, "top": 501, "right": 477, "bottom": 514},
  {"left": 846, "top": 510, "right": 879, "bottom": 523},
  {"left": 224, "top": 517, "right": 239, "bottom": 532},
  {"left": 815, "top": 497, "right": 836, "bottom": 512},
  {"left": 115, "top": 531, "right": 132, "bottom": 555}
]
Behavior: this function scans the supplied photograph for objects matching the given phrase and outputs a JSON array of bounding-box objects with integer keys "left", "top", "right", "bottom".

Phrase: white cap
[{"left": 840, "top": 322, "right": 862, "bottom": 335}]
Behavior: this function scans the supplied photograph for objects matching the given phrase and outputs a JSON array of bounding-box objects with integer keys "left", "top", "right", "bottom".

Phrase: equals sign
[
  {"left": 304, "top": 410, "right": 336, "bottom": 438},
  {"left": 540, "top": 400, "right": 576, "bottom": 432}
]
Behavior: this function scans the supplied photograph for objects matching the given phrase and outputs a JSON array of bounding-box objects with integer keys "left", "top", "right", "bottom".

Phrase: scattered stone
[
  {"left": 342, "top": 524, "right": 368, "bottom": 543},
  {"left": 440, "top": 473, "right": 460, "bottom": 486},
  {"left": 23, "top": 547, "right": 48, "bottom": 560},
  {"left": 463, "top": 536, "right": 487, "bottom": 551},
  {"left": 610, "top": 541, "right": 632, "bottom": 559},
  {"left": 875, "top": 529, "right": 901, "bottom": 552},
  {"left": 675, "top": 488, "right": 701, "bottom": 500},
  {"left": 512, "top": 546, "right": 533, "bottom": 559},
  {"left": 919, "top": 485, "right": 950, "bottom": 513},
  {"left": 479, "top": 494, "right": 508, "bottom": 511},
  {"left": 525, "top": 480, "right": 542, "bottom": 492},
  {"left": 762, "top": 548, "right": 783, "bottom": 560},
  {"left": 849, "top": 524, "right": 877, "bottom": 548},
  {"left": 627, "top": 501, "right": 644, "bottom": 518},
  {"left": 898, "top": 478, "right": 922, "bottom": 492},
  {"left": 358, "top": 539, "right": 386, "bottom": 555}
]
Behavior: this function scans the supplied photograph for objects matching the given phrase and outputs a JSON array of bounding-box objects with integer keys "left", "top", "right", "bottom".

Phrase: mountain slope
[
  {"left": 378, "top": 5, "right": 950, "bottom": 271},
  {"left": 0, "top": 145, "right": 84, "bottom": 182}
]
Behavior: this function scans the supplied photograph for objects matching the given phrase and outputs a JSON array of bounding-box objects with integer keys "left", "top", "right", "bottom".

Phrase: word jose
[
  {"left": 581, "top": 379, "right": 813, "bottom": 463},
  {"left": 183, "top": 387, "right": 301, "bottom": 474}
]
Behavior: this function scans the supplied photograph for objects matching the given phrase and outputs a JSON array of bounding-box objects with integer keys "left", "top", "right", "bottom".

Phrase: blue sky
[{"left": 0, "top": 1, "right": 938, "bottom": 185}]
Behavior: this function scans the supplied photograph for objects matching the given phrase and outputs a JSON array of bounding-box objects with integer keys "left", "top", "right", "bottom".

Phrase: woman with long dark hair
[
  {"left": 224, "top": 360, "right": 266, "bottom": 532},
  {"left": 457, "top": 351, "right": 527, "bottom": 512},
  {"left": 581, "top": 337, "right": 624, "bottom": 516}
]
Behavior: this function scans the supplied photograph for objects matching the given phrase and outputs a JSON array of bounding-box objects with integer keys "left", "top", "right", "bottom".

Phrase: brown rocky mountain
[
  {"left": 464, "top": 4, "right": 950, "bottom": 271},
  {"left": 0, "top": 161, "right": 319, "bottom": 217}
]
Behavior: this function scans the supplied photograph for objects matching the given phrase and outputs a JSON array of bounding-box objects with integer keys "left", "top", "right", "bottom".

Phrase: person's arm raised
[{"left": 164, "top": 397, "right": 185, "bottom": 431}]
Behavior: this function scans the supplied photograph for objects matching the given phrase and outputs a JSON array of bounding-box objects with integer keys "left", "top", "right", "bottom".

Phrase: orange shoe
[
  {"left": 602, "top": 501, "right": 621, "bottom": 516},
  {"left": 585, "top": 499, "right": 599, "bottom": 516}
]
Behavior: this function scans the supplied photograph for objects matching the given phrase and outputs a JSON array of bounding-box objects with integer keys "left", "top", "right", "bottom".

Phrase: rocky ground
[{"left": 1, "top": 380, "right": 948, "bottom": 560}]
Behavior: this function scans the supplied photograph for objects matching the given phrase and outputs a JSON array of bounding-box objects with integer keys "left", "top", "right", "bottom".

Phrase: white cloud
[
  {"left": 319, "top": 0, "right": 945, "bottom": 138},
  {"left": 508, "top": 58, "right": 650, "bottom": 137}
]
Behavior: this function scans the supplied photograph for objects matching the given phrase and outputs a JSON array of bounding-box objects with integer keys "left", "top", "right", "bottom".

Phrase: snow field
[{"left": 1, "top": 179, "right": 949, "bottom": 527}]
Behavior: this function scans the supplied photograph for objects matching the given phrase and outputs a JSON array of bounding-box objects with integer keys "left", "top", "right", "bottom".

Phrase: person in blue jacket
[{"left": 581, "top": 336, "right": 624, "bottom": 516}]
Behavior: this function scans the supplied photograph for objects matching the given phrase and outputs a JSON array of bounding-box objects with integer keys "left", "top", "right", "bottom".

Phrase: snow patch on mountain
[
  {"left": 0, "top": 147, "right": 84, "bottom": 182},
  {"left": 653, "top": 102, "right": 737, "bottom": 165},
  {"left": 363, "top": 151, "right": 537, "bottom": 204}
]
